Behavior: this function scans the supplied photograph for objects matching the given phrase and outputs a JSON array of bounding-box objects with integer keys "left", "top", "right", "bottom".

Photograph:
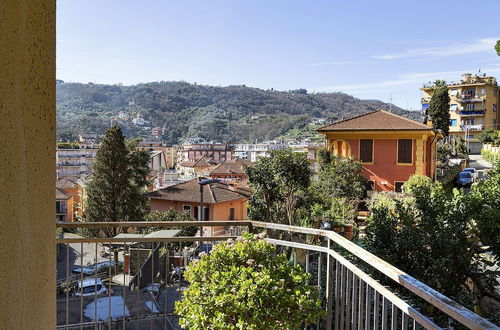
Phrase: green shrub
[
  {"left": 365, "top": 178, "right": 471, "bottom": 296},
  {"left": 175, "top": 233, "right": 324, "bottom": 329},
  {"left": 481, "top": 149, "right": 498, "bottom": 164}
]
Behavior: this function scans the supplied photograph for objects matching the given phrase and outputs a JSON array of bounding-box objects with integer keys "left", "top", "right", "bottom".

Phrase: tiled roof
[
  {"left": 180, "top": 156, "right": 214, "bottom": 168},
  {"left": 56, "top": 178, "right": 78, "bottom": 189},
  {"left": 207, "top": 158, "right": 251, "bottom": 175},
  {"left": 56, "top": 188, "right": 71, "bottom": 200},
  {"left": 317, "top": 110, "right": 431, "bottom": 131},
  {"left": 148, "top": 178, "right": 251, "bottom": 204}
]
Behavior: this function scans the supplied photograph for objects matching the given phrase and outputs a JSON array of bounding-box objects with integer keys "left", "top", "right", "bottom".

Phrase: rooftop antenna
[{"left": 389, "top": 95, "right": 393, "bottom": 111}]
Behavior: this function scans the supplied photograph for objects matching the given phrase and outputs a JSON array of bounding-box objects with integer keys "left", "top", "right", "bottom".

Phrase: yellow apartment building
[{"left": 421, "top": 73, "right": 500, "bottom": 153}]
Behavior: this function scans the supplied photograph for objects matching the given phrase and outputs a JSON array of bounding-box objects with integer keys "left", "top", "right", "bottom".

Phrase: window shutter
[
  {"left": 398, "top": 139, "right": 412, "bottom": 164},
  {"left": 359, "top": 139, "right": 373, "bottom": 163}
]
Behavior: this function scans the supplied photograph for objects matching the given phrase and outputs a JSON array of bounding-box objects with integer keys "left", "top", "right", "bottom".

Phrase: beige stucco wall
[{"left": 0, "top": 0, "right": 56, "bottom": 328}]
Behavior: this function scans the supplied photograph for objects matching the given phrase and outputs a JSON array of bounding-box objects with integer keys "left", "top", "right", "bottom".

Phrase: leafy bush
[
  {"left": 365, "top": 176, "right": 471, "bottom": 295},
  {"left": 481, "top": 149, "right": 498, "bottom": 164},
  {"left": 470, "top": 160, "right": 500, "bottom": 259},
  {"left": 477, "top": 130, "right": 497, "bottom": 144},
  {"left": 175, "top": 233, "right": 324, "bottom": 329}
]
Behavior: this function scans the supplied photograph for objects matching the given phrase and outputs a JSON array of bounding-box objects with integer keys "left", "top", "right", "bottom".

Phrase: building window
[
  {"left": 397, "top": 139, "right": 413, "bottom": 164},
  {"left": 359, "top": 139, "right": 373, "bottom": 163},
  {"left": 450, "top": 119, "right": 457, "bottom": 126},
  {"left": 183, "top": 204, "right": 192, "bottom": 214},
  {"left": 229, "top": 208, "right": 235, "bottom": 220},
  {"left": 394, "top": 182, "right": 405, "bottom": 193},
  {"left": 465, "top": 103, "right": 474, "bottom": 111},
  {"left": 493, "top": 104, "right": 497, "bottom": 112},
  {"left": 467, "top": 134, "right": 474, "bottom": 140},
  {"left": 449, "top": 104, "right": 458, "bottom": 111},
  {"left": 365, "top": 180, "right": 375, "bottom": 191}
]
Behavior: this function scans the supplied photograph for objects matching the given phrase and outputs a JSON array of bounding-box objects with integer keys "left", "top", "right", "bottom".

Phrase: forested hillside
[{"left": 56, "top": 81, "right": 421, "bottom": 144}]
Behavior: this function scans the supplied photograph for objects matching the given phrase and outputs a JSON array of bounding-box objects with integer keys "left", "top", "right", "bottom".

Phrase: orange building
[
  {"left": 56, "top": 178, "right": 81, "bottom": 218},
  {"left": 148, "top": 178, "right": 251, "bottom": 235},
  {"left": 318, "top": 110, "right": 442, "bottom": 192},
  {"left": 56, "top": 188, "right": 74, "bottom": 222}
]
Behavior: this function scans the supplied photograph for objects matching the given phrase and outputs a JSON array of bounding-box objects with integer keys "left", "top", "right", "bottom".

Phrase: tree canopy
[
  {"left": 84, "top": 126, "right": 150, "bottom": 236},
  {"left": 245, "top": 148, "right": 311, "bottom": 226},
  {"left": 496, "top": 40, "right": 500, "bottom": 56},
  {"left": 428, "top": 84, "right": 451, "bottom": 136},
  {"left": 175, "top": 233, "right": 324, "bottom": 329}
]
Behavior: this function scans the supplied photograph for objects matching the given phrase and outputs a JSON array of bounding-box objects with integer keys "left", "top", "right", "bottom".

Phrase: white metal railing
[
  {"left": 462, "top": 124, "right": 484, "bottom": 131},
  {"left": 55, "top": 221, "right": 497, "bottom": 329}
]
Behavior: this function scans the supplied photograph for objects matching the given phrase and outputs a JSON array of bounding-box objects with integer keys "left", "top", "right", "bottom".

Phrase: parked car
[
  {"left": 462, "top": 168, "right": 477, "bottom": 181},
  {"left": 74, "top": 278, "right": 107, "bottom": 297},
  {"left": 72, "top": 260, "right": 122, "bottom": 276},
  {"left": 456, "top": 171, "right": 473, "bottom": 187}
]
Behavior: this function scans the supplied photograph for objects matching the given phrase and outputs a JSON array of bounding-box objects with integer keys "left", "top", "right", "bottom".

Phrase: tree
[
  {"left": 477, "top": 130, "right": 497, "bottom": 144},
  {"left": 245, "top": 149, "right": 311, "bottom": 226},
  {"left": 428, "top": 84, "right": 450, "bottom": 136},
  {"left": 175, "top": 233, "right": 324, "bottom": 329},
  {"left": 470, "top": 160, "right": 500, "bottom": 259},
  {"left": 313, "top": 155, "right": 366, "bottom": 202},
  {"left": 365, "top": 175, "right": 471, "bottom": 296},
  {"left": 496, "top": 40, "right": 500, "bottom": 56},
  {"left": 85, "top": 126, "right": 150, "bottom": 237}
]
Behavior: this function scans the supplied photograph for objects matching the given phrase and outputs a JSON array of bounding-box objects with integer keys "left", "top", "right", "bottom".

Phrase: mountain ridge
[{"left": 56, "top": 81, "right": 421, "bottom": 144}]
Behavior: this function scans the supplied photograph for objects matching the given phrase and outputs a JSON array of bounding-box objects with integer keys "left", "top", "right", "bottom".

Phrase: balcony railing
[
  {"left": 55, "top": 221, "right": 496, "bottom": 329},
  {"left": 459, "top": 94, "right": 485, "bottom": 103},
  {"left": 462, "top": 124, "right": 484, "bottom": 131}
]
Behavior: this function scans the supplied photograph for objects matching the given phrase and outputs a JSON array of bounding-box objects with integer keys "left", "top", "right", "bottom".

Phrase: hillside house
[
  {"left": 148, "top": 178, "right": 250, "bottom": 236},
  {"left": 203, "top": 158, "right": 251, "bottom": 182},
  {"left": 318, "top": 110, "right": 442, "bottom": 192}
]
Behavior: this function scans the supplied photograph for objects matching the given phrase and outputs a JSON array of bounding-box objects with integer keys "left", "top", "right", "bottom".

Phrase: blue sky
[{"left": 57, "top": 0, "right": 500, "bottom": 110}]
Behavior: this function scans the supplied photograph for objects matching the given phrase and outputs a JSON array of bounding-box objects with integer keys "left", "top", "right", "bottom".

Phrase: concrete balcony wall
[{"left": 0, "top": 0, "right": 56, "bottom": 328}]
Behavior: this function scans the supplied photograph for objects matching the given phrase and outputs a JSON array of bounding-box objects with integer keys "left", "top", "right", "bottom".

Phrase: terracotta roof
[
  {"left": 317, "top": 110, "right": 431, "bottom": 131},
  {"left": 207, "top": 158, "right": 251, "bottom": 175},
  {"left": 56, "top": 188, "right": 71, "bottom": 200},
  {"left": 180, "top": 156, "right": 214, "bottom": 168},
  {"left": 148, "top": 178, "right": 251, "bottom": 204},
  {"left": 56, "top": 178, "right": 78, "bottom": 189}
]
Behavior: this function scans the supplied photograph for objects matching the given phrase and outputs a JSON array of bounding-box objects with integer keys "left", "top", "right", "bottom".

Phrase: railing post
[
  {"left": 248, "top": 222, "right": 254, "bottom": 234},
  {"left": 326, "top": 238, "right": 334, "bottom": 330}
]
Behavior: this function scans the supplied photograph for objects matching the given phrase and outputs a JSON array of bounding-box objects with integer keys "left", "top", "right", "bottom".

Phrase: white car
[{"left": 74, "top": 278, "right": 108, "bottom": 297}]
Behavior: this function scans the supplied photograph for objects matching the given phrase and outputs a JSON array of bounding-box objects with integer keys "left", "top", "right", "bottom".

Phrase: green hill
[{"left": 56, "top": 81, "right": 421, "bottom": 144}]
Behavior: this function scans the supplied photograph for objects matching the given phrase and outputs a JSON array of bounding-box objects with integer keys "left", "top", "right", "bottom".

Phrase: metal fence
[{"left": 56, "top": 220, "right": 497, "bottom": 330}]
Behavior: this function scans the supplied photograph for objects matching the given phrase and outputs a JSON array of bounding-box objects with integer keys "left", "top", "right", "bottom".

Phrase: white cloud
[
  {"left": 307, "top": 60, "right": 369, "bottom": 66},
  {"left": 372, "top": 38, "right": 498, "bottom": 60},
  {"left": 313, "top": 67, "right": 500, "bottom": 93}
]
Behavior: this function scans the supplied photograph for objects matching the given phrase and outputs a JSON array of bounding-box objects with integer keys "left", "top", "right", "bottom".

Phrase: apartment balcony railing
[
  {"left": 459, "top": 95, "right": 485, "bottom": 103},
  {"left": 458, "top": 110, "right": 485, "bottom": 116},
  {"left": 55, "top": 221, "right": 496, "bottom": 330},
  {"left": 462, "top": 124, "right": 484, "bottom": 131}
]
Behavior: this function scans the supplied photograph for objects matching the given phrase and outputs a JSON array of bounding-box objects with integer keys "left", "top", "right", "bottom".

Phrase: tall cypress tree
[
  {"left": 85, "top": 126, "right": 149, "bottom": 237},
  {"left": 428, "top": 82, "right": 450, "bottom": 136}
]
